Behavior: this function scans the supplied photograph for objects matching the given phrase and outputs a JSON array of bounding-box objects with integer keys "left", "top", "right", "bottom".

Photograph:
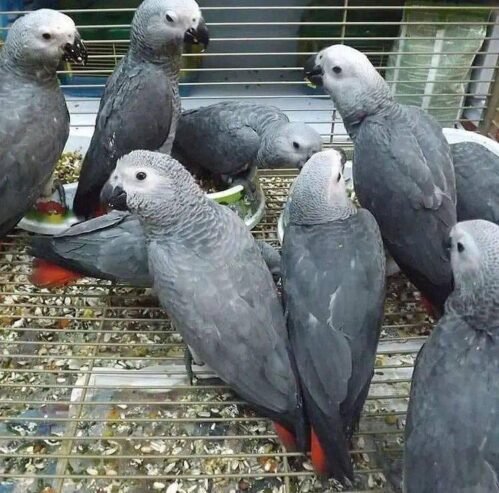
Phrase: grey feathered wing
[
  {"left": 0, "top": 74, "right": 69, "bottom": 236},
  {"left": 405, "top": 106, "right": 456, "bottom": 203},
  {"left": 282, "top": 210, "right": 385, "bottom": 482},
  {"left": 172, "top": 104, "right": 262, "bottom": 176},
  {"left": 28, "top": 211, "right": 150, "bottom": 285},
  {"left": 354, "top": 116, "right": 455, "bottom": 309},
  {"left": 74, "top": 59, "right": 174, "bottom": 217},
  {"left": 404, "top": 318, "right": 499, "bottom": 492},
  {"left": 451, "top": 142, "right": 499, "bottom": 224},
  {"left": 148, "top": 217, "right": 302, "bottom": 433}
]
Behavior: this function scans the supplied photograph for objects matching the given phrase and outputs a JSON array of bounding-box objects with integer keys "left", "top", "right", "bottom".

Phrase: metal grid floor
[{"left": 0, "top": 171, "right": 432, "bottom": 493}]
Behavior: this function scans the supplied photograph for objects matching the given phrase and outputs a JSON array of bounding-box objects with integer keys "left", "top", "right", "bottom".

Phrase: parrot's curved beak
[
  {"left": 304, "top": 55, "right": 324, "bottom": 87},
  {"left": 63, "top": 34, "right": 88, "bottom": 66},
  {"left": 101, "top": 184, "right": 129, "bottom": 211},
  {"left": 184, "top": 18, "right": 210, "bottom": 50}
]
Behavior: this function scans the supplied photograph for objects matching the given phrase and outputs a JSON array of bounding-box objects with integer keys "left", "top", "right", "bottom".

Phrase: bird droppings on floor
[{"left": 0, "top": 170, "right": 432, "bottom": 493}]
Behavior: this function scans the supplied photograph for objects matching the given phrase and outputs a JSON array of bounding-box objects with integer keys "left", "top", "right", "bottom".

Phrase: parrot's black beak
[
  {"left": 304, "top": 54, "right": 324, "bottom": 87},
  {"left": 101, "top": 184, "right": 129, "bottom": 211},
  {"left": 184, "top": 18, "right": 210, "bottom": 50},
  {"left": 63, "top": 34, "right": 88, "bottom": 66}
]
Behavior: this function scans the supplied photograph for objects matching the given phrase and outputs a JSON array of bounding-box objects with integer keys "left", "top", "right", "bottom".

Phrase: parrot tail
[
  {"left": 310, "top": 428, "right": 328, "bottom": 476},
  {"left": 30, "top": 259, "right": 82, "bottom": 288},
  {"left": 93, "top": 205, "right": 108, "bottom": 218},
  {"left": 420, "top": 295, "right": 442, "bottom": 319},
  {"left": 273, "top": 422, "right": 297, "bottom": 452}
]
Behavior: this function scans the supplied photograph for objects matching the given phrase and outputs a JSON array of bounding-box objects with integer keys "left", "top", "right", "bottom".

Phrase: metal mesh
[
  {"left": 0, "top": 2, "right": 498, "bottom": 493},
  {"left": 1, "top": 171, "right": 429, "bottom": 493}
]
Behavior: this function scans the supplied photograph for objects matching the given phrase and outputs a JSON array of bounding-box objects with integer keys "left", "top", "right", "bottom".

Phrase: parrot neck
[
  {"left": 334, "top": 79, "right": 396, "bottom": 140},
  {"left": 446, "top": 281, "right": 499, "bottom": 331},
  {"left": 256, "top": 120, "right": 290, "bottom": 168},
  {"left": 288, "top": 188, "right": 357, "bottom": 225},
  {"left": 0, "top": 50, "right": 59, "bottom": 85},
  {"left": 129, "top": 33, "right": 183, "bottom": 71},
  {"left": 142, "top": 198, "right": 229, "bottom": 248},
  {"left": 289, "top": 201, "right": 357, "bottom": 226}
]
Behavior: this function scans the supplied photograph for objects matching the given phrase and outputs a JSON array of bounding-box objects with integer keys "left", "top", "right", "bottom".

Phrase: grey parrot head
[
  {"left": 260, "top": 123, "right": 323, "bottom": 169},
  {"left": 447, "top": 220, "right": 499, "bottom": 309},
  {"left": 130, "top": 0, "right": 209, "bottom": 57},
  {"left": 286, "top": 149, "right": 355, "bottom": 226},
  {"left": 304, "top": 44, "right": 391, "bottom": 120},
  {"left": 1, "top": 9, "right": 87, "bottom": 73},
  {"left": 101, "top": 150, "right": 204, "bottom": 227}
]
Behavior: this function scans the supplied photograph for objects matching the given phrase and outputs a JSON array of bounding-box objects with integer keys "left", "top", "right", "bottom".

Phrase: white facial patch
[
  {"left": 450, "top": 228, "right": 482, "bottom": 280},
  {"left": 39, "top": 13, "right": 76, "bottom": 41}
]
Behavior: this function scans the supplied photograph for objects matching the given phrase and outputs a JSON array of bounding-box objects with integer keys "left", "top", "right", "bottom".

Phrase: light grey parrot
[
  {"left": 404, "top": 219, "right": 499, "bottom": 493},
  {"left": 171, "top": 101, "right": 323, "bottom": 197},
  {"left": 73, "top": 0, "right": 209, "bottom": 219},
  {"left": 28, "top": 208, "right": 280, "bottom": 288},
  {"left": 451, "top": 141, "right": 499, "bottom": 224},
  {"left": 305, "top": 45, "right": 456, "bottom": 317},
  {"left": 0, "top": 9, "right": 86, "bottom": 237},
  {"left": 281, "top": 150, "right": 386, "bottom": 483},
  {"left": 100, "top": 150, "right": 307, "bottom": 451}
]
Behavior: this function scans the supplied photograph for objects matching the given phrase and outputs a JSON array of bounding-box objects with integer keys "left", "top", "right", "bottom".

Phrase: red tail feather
[
  {"left": 93, "top": 205, "right": 107, "bottom": 218},
  {"left": 420, "top": 296, "right": 437, "bottom": 318},
  {"left": 30, "top": 259, "right": 82, "bottom": 288},
  {"left": 310, "top": 428, "right": 328, "bottom": 476},
  {"left": 273, "top": 422, "right": 297, "bottom": 452}
]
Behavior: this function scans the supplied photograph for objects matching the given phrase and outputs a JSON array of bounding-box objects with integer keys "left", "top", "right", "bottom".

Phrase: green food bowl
[{"left": 19, "top": 158, "right": 265, "bottom": 236}]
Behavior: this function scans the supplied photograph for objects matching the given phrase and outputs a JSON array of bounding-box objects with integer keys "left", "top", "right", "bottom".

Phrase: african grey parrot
[
  {"left": 100, "top": 150, "right": 306, "bottom": 450},
  {"left": 0, "top": 9, "right": 86, "bottom": 237},
  {"left": 73, "top": 0, "right": 209, "bottom": 219},
  {"left": 305, "top": 45, "right": 456, "bottom": 316},
  {"left": 171, "top": 101, "right": 323, "bottom": 197},
  {"left": 28, "top": 208, "right": 280, "bottom": 288},
  {"left": 404, "top": 219, "right": 499, "bottom": 493},
  {"left": 28, "top": 211, "right": 150, "bottom": 287},
  {"left": 281, "top": 150, "right": 386, "bottom": 483},
  {"left": 450, "top": 141, "right": 499, "bottom": 224}
]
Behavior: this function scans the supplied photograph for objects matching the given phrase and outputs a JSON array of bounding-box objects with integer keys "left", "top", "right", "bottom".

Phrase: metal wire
[
  {"left": 1, "top": 2, "right": 498, "bottom": 492},
  {"left": 0, "top": 169, "right": 426, "bottom": 493}
]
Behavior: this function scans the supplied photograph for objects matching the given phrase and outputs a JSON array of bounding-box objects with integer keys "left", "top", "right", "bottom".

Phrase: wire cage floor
[
  {"left": 1, "top": 2, "right": 499, "bottom": 492},
  {"left": 0, "top": 170, "right": 432, "bottom": 493}
]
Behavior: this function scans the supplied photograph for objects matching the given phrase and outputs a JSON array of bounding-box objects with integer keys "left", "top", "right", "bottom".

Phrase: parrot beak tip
[
  {"left": 184, "top": 18, "right": 210, "bottom": 50},
  {"left": 63, "top": 35, "right": 88, "bottom": 66},
  {"left": 304, "top": 54, "right": 324, "bottom": 88},
  {"left": 101, "top": 184, "right": 129, "bottom": 212}
]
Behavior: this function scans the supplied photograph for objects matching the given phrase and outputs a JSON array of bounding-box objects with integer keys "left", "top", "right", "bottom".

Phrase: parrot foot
[
  {"left": 53, "top": 179, "right": 68, "bottom": 211},
  {"left": 184, "top": 347, "right": 195, "bottom": 386},
  {"left": 233, "top": 177, "right": 257, "bottom": 203},
  {"left": 221, "top": 168, "right": 258, "bottom": 203},
  {"left": 183, "top": 347, "right": 225, "bottom": 386}
]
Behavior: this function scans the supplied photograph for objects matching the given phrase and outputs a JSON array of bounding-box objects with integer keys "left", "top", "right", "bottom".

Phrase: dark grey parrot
[
  {"left": 281, "top": 150, "right": 386, "bottom": 483},
  {"left": 100, "top": 150, "right": 307, "bottom": 452},
  {"left": 450, "top": 141, "right": 499, "bottom": 224},
  {"left": 28, "top": 208, "right": 280, "bottom": 288},
  {"left": 72, "top": 0, "right": 209, "bottom": 219},
  {"left": 304, "top": 44, "right": 456, "bottom": 317},
  {"left": 404, "top": 219, "right": 499, "bottom": 493},
  {"left": 171, "top": 101, "right": 323, "bottom": 197},
  {"left": 0, "top": 9, "right": 86, "bottom": 237}
]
